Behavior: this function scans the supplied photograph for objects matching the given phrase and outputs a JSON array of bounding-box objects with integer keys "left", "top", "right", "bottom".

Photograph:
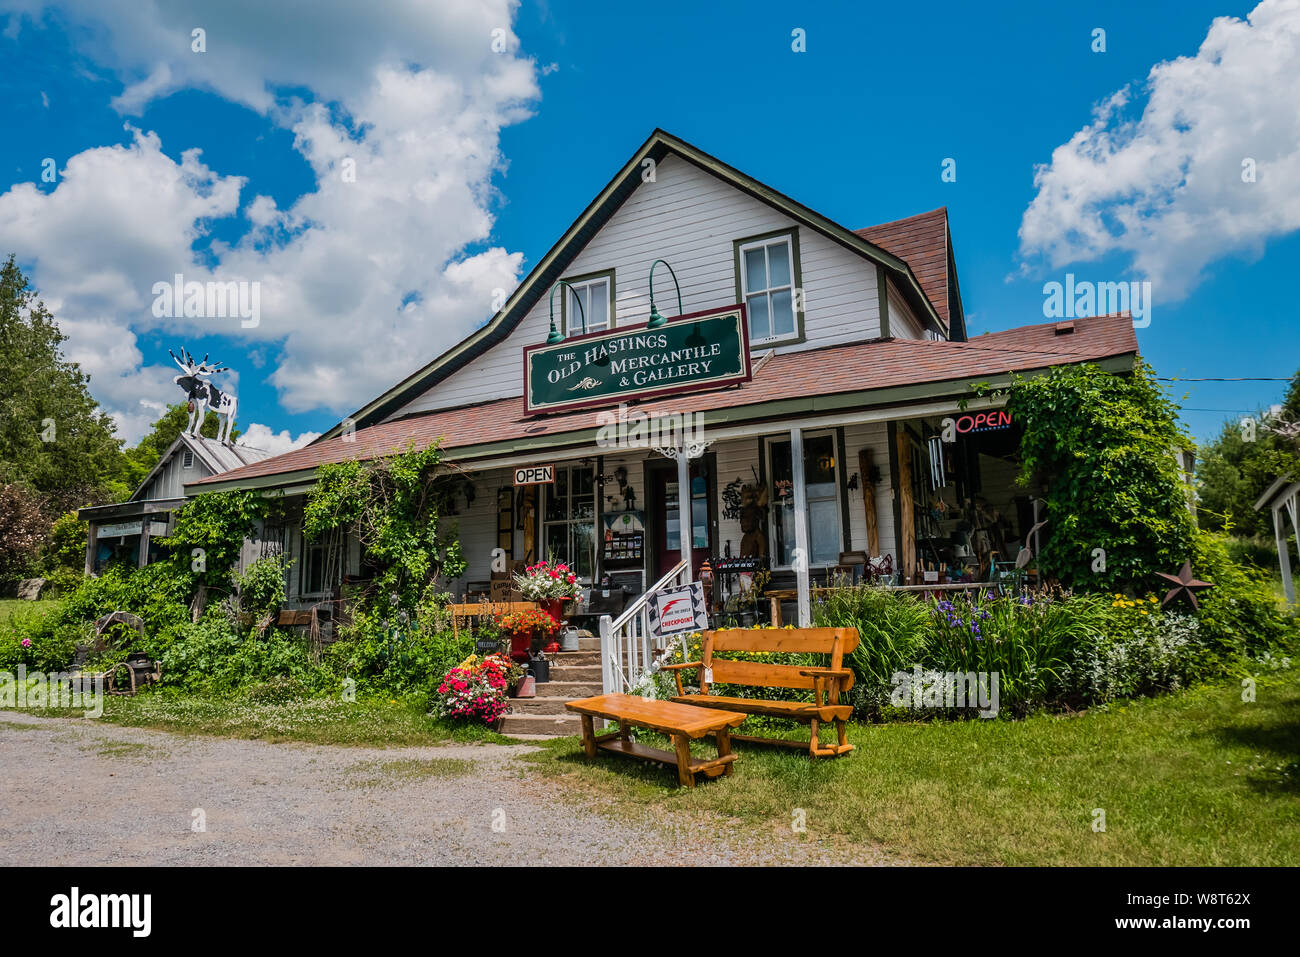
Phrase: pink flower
[{"left": 21, "top": 638, "right": 32, "bottom": 648}]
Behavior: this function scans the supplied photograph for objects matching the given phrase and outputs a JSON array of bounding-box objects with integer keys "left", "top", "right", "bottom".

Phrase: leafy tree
[
  {"left": 0, "top": 483, "right": 48, "bottom": 579},
  {"left": 1195, "top": 366, "right": 1300, "bottom": 537},
  {"left": 1001, "top": 360, "right": 1195, "bottom": 591},
  {"left": 0, "top": 255, "right": 129, "bottom": 510}
]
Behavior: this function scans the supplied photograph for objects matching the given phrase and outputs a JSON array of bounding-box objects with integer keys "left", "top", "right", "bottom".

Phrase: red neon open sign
[{"left": 955, "top": 410, "right": 1013, "bottom": 433}]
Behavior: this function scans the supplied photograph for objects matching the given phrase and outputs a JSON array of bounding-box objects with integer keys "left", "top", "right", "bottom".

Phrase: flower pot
[
  {"left": 515, "top": 675, "right": 536, "bottom": 698},
  {"left": 508, "top": 629, "right": 531, "bottom": 663},
  {"left": 539, "top": 598, "right": 566, "bottom": 622}
]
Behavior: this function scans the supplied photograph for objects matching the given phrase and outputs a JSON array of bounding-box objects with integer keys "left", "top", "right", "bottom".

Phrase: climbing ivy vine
[
  {"left": 302, "top": 442, "right": 467, "bottom": 619},
  {"left": 991, "top": 359, "right": 1194, "bottom": 591}
]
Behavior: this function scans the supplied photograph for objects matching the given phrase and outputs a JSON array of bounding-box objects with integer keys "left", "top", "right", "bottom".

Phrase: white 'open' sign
[{"left": 513, "top": 464, "right": 555, "bottom": 486}]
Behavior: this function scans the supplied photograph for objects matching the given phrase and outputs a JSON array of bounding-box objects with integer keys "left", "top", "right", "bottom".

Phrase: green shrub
[
  {"left": 234, "top": 555, "right": 290, "bottom": 620},
  {"left": 328, "top": 607, "right": 475, "bottom": 699},
  {"left": 0, "top": 605, "right": 86, "bottom": 672},
  {"left": 813, "top": 585, "right": 933, "bottom": 713},
  {"left": 1190, "top": 529, "right": 1299, "bottom": 671},
  {"left": 159, "top": 613, "right": 333, "bottom": 697}
]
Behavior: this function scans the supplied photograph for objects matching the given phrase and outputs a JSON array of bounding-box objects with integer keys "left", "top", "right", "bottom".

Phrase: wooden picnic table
[{"left": 564, "top": 694, "right": 746, "bottom": 788}]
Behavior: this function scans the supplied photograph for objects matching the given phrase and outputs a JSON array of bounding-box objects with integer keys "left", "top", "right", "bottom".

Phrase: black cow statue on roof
[{"left": 169, "top": 347, "right": 238, "bottom": 445}]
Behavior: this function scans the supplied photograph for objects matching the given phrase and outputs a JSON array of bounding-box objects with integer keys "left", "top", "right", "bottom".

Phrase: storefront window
[
  {"left": 542, "top": 465, "right": 595, "bottom": 581},
  {"left": 768, "top": 433, "right": 841, "bottom": 566}
]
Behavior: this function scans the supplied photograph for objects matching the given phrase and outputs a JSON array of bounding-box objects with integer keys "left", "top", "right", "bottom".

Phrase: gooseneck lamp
[
  {"left": 546, "top": 280, "right": 586, "bottom": 344},
  {"left": 646, "top": 259, "right": 682, "bottom": 329}
]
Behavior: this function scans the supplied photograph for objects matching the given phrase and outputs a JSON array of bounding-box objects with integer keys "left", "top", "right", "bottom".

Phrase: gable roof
[
  {"left": 131, "top": 433, "right": 275, "bottom": 502},
  {"left": 317, "top": 129, "right": 953, "bottom": 442},
  {"left": 193, "top": 314, "right": 1138, "bottom": 493},
  {"left": 855, "top": 208, "right": 952, "bottom": 326}
]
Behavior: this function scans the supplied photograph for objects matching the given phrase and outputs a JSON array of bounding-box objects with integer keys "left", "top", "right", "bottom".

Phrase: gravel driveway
[{"left": 0, "top": 712, "right": 893, "bottom": 866}]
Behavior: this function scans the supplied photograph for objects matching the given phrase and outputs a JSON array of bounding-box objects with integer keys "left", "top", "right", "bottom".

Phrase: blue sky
[{"left": 1, "top": 0, "right": 1297, "bottom": 454}]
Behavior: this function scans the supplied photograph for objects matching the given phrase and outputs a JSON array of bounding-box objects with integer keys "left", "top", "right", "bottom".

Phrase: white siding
[
  {"left": 888, "top": 281, "right": 927, "bottom": 341},
  {"left": 139, "top": 452, "right": 210, "bottom": 501},
  {"left": 445, "top": 467, "right": 512, "bottom": 596},
  {"left": 389, "top": 155, "right": 884, "bottom": 420}
]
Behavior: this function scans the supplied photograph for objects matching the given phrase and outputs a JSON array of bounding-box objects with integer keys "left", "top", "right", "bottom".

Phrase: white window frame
[
  {"left": 738, "top": 235, "right": 799, "bottom": 345},
  {"left": 764, "top": 431, "right": 843, "bottom": 570},
  {"left": 296, "top": 530, "right": 331, "bottom": 599},
  {"left": 563, "top": 273, "right": 614, "bottom": 337}
]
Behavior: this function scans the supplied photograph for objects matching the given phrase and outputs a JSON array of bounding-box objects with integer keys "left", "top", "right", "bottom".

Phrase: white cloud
[
  {"left": 0, "top": 0, "right": 538, "bottom": 441},
  {"left": 236, "top": 423, "right": 320, "bottom": 456},
  {"left": 1018, "top": 0, "right": 1300, "bottom": 299}
]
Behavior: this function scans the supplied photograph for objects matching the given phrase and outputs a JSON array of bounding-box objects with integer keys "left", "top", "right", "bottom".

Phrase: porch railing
[{"left": 598, "top": 559, "right": 690, "bottom": 695}]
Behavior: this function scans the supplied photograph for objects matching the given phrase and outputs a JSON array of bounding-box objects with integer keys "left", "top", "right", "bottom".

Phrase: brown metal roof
[
  {"left": 191, "top": 313, "right": 1137, "bottom": 489},
  {"left": 855, "top": 208, "right": 950, "bottom": 324}
]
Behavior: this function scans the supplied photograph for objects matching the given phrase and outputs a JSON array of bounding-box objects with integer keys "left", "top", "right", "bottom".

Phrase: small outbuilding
[
  {"left": 1254, "top": 474, "right": 1298, "bottom": 607},
  {"left": 77, "top": 433, "right": 272, "bottom": 574}
]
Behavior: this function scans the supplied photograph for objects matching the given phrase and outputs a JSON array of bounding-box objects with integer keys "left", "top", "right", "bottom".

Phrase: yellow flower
[
  {"left": 1149, "top": 596, "right": 1159, "bottom": 604},
  {"left": 1139, "top": 610, "right": 1148, "bottom": 616}
]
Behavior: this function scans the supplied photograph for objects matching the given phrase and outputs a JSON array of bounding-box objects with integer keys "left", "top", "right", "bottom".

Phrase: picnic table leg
[
  {"left": 716, "top": 727, "right": 734, "bottom": 777},
  {"left": 809, "top": 717, "right": 821, "bottom": 757},
  {"left": 673, "top": 733, "right": 695, "bottom": 788},
  {"left": 580, "top": 715, "right": 596, "bottom": 759},
  {"left": 618, "top": 720, "right": 631, "bottom": 742}
]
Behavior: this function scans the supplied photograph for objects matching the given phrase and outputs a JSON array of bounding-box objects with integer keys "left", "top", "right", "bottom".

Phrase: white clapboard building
[{"left": 189, "top": 130, "right": 1140, "bottom": 694}]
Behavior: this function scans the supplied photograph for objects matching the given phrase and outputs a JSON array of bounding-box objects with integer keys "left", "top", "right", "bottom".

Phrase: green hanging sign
[{"left": 522, "top": 305, "right": 751, "bottom": 415}]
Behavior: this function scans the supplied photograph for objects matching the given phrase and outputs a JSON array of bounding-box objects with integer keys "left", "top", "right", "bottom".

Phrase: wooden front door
[{"left": 651, "top": 463, "right": 712, "bottom": 579}]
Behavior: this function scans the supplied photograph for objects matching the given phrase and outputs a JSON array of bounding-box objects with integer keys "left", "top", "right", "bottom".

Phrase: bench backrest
[{"left": 700, "top": 627, "right": 859, "bottom": 693}]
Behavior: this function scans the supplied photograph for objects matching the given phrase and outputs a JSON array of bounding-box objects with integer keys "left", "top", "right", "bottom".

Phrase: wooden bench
[
  {"left": 564, "top": 694, "right": 747, "bottom": 788},
  {"left": 664, "top": 627, "right": 859, "bottom": 758}
]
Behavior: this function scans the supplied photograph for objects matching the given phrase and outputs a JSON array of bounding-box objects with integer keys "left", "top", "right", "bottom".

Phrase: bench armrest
[
  {"left": 799, "top": 668, "right": 852, "bottom": 706},
  {"left": 661, "top": 661, "right": 701, "bottom": 696}
]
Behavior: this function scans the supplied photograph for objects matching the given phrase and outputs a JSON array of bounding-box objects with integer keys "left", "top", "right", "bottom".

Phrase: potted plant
[
  {"left": 513, "top": 559, "right": 581, "bottom": 622},
  {"left": 497, "top": 608, "right": 560, "bottom": 663}
]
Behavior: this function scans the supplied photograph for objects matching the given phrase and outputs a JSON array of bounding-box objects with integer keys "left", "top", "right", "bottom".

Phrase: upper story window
[
  {"left": 561, "top": 269, "right": 615, "bottom": 336},
  {"left": 182, "top": 450, "right": 195, "bottom": 469},
  {"left": 735, "top": 228, "right": 802, "bottom": 345}
]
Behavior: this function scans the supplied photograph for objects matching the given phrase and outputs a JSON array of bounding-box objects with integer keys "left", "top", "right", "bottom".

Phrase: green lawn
[
  {"left": 12, "top": 693, "right": 511, "bottom": 748},
  {"left": 0, "top": 598, "right": 59, "bottom": 623},
  {"left": 525, "top": 672, "right": 1300, "bottom": 866}
]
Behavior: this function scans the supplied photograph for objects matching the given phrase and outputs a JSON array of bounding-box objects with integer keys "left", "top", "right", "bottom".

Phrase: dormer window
[
  {"left": 561, "top": 269, "right": 614, "bottom": 336},
  {"left": 735, "top": 228, "right": 803, "bottom": 345}
]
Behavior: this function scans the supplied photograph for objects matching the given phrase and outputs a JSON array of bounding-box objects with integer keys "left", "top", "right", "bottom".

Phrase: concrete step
[
  {"left": 507, "top": 696, "right": 570, "bottom": 715},
  {"left": 578, "top": 636, "right": 601, "bottom": 652},
  {"left": 535, "top": 680, "right": 602, "bottom": 698},
  {"left": 549, "top": 650, "right": 600, "bottom": 665},
  {"left": 499, "top": 712, "right": 583, "bottom": 736},
  {"left": 549, "top": 663, "right": 602, "bottom": 682}
]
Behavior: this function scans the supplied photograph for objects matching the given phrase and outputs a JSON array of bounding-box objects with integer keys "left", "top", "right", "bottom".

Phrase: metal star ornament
[{"left": 1155, "top": 561, "right": 1214, "bottom": 609}]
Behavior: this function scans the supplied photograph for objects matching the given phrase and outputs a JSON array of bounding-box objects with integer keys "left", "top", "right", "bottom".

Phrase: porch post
[
  {"left": 138, "top": 519, "right": 151, "bottom": 569},
  {"left": 676, "top": 449, "right": 692, "bottom": 583},
  {"left": 84, "top": 522, "right": 97, "bottom": 576},
  {"left": 790, "top": 426, "right": 811, "bottom": 627},
  {"left": 1277, "top": 504, "right": 1296, "bottom": 607}
]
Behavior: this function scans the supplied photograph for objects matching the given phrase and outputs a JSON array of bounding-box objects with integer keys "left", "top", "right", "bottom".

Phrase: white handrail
[{"left": 599, "top": 559, "right": 689, "bottom": 694}]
